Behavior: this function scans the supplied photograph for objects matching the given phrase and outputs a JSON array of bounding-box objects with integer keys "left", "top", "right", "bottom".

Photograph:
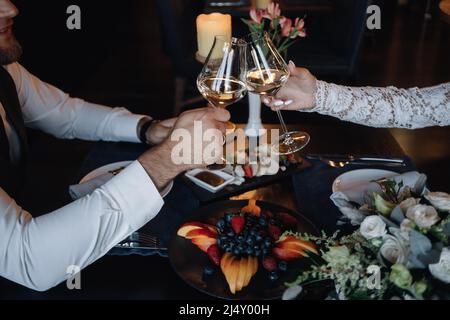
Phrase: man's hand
[
  {"left": 137, "top": 107, "right": 230, "bottom": 191},
  {"left": 145, "top": 117, "right": 177, "bottom": 145},
  {"left": 262, "top": 61, "right": 317, "bottom": 111}
]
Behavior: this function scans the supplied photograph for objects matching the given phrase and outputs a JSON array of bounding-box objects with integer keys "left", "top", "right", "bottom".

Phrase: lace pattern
[{"left": 312, "top": 80, "right": 450, "bottom": 129}]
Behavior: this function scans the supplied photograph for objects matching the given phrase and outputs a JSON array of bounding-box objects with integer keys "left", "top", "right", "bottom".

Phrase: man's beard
[{"left": 0, "top": 36, "right": 22, "bottom": 65}]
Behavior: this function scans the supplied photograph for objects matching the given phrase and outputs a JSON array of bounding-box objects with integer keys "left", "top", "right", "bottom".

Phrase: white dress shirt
[{"left": 0, "top": 63, "right": 164, "bottom": 291}]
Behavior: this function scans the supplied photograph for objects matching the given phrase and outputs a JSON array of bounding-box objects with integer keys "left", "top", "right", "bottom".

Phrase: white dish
[
  {"left": 80, "top": 161, "right": 173, "bottom": 198},
  {"left": 185, "top": 169, "right": 235, "bottom": 193},
  {"left": 332, "top": 169, "right": 397, "bottom": 193}
]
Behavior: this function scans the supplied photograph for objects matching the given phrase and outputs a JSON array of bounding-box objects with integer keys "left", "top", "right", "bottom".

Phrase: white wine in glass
[
  {"left": 197, "top": 36, "right": 247, "bottom": 134},
  {"left": 242, "top": 32, "right": 310, "bottom": 155}
]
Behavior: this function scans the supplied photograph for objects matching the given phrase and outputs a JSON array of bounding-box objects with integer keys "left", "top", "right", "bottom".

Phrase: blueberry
[
  {"left": 263, "top": 248, "right": 271, "bottom": 256},
  {"left": 237, "top": 235, "right": 245, "bottom": 242},
  {"left": 225, "top": 213, "right": 234, "bottom": 223},
  {"left": 233, "top": 248, "right": 241, "bottom": 256},
  {"left": 216, "top": 219, "right": 225, "bottom": 229},
  {"left": 264, "top": 237, "right": 273, "bottom": 248},
  {"left": 246, "top": 237, "right": 254, "bottom": 246},
  {"left": 269, "top": 219, "right": 276, "bottom": 226},
  {"left": 246, "top": 247, "right": 254, "bottom": 256},
  {"left": 278, "top": 261, "right": 288, "bottom": 272},
  {"left": 226, "top": 247, "right": 233, "bottom": 253},
  {"left": 255, "top": 234, "right": 263, "bottom": 243},
  {"left": 269, "top": 271, "right": 279, "bottom": 281},
  {"left": 258, "top": 217, "right": 267, "bottom": 227},
  {"left": 237, "top": 245, "right": 245, "bottom": 252},
  {"left": 254, "top": 249, "right": 262, "bottom": 257},
  {"left": 227, "top": 230, "right": 235, "bottom": 237},
  {"left": 249, "top": 228, "right": 258, "bottom": 236},
  {"left": 203, "top": 265, "right": 215, "bottom": 276}
]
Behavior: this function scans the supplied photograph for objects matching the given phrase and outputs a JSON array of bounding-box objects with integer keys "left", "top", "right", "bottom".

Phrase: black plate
[{"left": 168, "top": 200, "right": 319, "bottom": 300}]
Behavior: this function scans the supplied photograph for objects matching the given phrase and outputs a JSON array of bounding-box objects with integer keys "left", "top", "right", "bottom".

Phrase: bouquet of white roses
[{"left": 284, "top": 178, "right": 450, "bottom": 300}]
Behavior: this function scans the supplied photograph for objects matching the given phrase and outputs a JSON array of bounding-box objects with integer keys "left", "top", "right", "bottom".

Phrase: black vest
[{"left": 0, "top": 65, "right": 28, "bottom": 197}]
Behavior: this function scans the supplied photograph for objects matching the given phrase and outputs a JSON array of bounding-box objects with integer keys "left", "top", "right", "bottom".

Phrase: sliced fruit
[
  {"left": 207, "top": 245, "right": 222, "bottom": 266},
  {"left": 278, "top": 236, "right": 318, "bottom": 254},
  {"left": 241, "top": 199, "right": 261, "bottom": 216},
  {"left": 228, "top": 259, "right": 240, "bottom": 294},
  {"left": 245, "top": 256, "right": 254, "bottom": 287},
  {"left": 273, "top": 247, "right": 308, "bottom": 261},
  {"left": 191, "top": 237, "right": 216, "bottom": 253},
  {"left": 221, "top": 253, "right": 236, "bottom": 293},
  {"left": 186, "top": 228, "right": 217, "bottom": 240},
  {"left": 231, "top": 216, "right": 245, "bottom": 234},
  {"left": 236, "top": 258, "right": 247, "bottom": 292},
  {"left": 243, "top": 165, "right": 253, "bottom": 178},
  {"left": 177, "top": 222, "right": 217, "bottom": 237}
]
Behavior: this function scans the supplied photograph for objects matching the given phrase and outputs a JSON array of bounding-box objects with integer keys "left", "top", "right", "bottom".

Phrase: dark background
[{"left": 8, "top": 0, "right": 450, "bottom": 213}]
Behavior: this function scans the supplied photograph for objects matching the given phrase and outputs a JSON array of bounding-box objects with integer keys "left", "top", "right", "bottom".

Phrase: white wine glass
[
  {"left": 197, "top": 35, "right": 247, "bottom": 135},
  {"left": 242, "top": 32, "right": 310, "bottom": 155}
]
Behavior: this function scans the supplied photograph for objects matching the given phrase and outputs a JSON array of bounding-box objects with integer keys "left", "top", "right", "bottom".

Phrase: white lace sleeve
[{"left": 310, "top": 81, "right": 450, "bottom": 129}]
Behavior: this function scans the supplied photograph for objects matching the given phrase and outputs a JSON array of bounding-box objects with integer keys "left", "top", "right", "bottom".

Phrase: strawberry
[
  {"left": 278, "top": 213, "right": 298, "bottom": 228},
  {"left": 286, "top": 154, "right": 297, "bottom": 164},
  {"left": 207, "top": 245, "right": 222, "bottom": 266},
  {"left": 262, "top": 256, "right": 277, "bottom": 272},
  {"left": 231, "top": 216, "right": 245, "bottom": 234},
  {"left": 243, "top": 165, "right": 253, "bottom": 178},
  {"left": 268, "top": 224, "right": 282, "bottom": 241}
]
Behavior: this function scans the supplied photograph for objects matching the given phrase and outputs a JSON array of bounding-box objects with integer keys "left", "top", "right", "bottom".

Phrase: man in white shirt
[{"left": 0, "top": 0, "right": 229, "bottom": 291}]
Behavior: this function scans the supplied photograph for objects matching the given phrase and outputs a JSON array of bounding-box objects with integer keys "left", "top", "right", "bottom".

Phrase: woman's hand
[{"left": 262, "top": 61, "right": 318, "bottom": 111}]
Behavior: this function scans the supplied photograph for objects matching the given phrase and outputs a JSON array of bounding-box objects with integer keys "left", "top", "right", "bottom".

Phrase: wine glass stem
[{"left": 275, "top": 109, "right": 294, "bottom": 146}]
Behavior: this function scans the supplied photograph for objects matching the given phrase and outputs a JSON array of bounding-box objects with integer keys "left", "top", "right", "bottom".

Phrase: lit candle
[
  {"left": 255, "top": 0, "right": 271, "bottom": 10},
  {"left": 196, "top": 13, "right": 232, "bottom": 59}
]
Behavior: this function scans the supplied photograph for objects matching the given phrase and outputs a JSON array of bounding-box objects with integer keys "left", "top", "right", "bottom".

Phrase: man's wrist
[
  {"left": 137, "top": 142, "right": 185, "bottom": 191},
  {"left": 136, "top": 117, "right": 153, "bottom": 144}
]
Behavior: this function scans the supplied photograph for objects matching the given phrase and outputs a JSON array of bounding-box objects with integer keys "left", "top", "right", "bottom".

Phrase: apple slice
[
  {"left": 241, "top": 199, "right": 261, "bottom": 217},
  {"left": 273, "top": 247, "right": 307, "bottom": 261},
  {"left": 185, "top": 228, "right": 217, "bottom": 240},
  {"left": 191, "top": 237, "right": 216, "bottom": 253},
  {"left": 244, "top": 256, "right": 254, "bottom": 287},
  {"left": 177, "top": 222, "right": 217, "bottom": 238}
]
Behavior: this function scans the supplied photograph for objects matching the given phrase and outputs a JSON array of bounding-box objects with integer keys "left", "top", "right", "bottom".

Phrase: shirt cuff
[
  {"left": 101, "top": 161, "right": 164, "bottom": 230},
  {"left": 111, "top": 109, "right": 150, "bottom": 143}
]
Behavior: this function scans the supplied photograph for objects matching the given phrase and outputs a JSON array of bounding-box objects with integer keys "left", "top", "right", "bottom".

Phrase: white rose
[
  {"left": 429, "top": 247, "right": 450, "bottom": 284},
  {"left": 400, "top": 219, "right": 414, "bottom": 232},
  {"left": 380, "top": 235, "right": 408, "bottom": 265},
  {"left": 399, "top": 198, "right": 420, "bottom": 214},
  {"left": 424, "top": 192, "right": 450, "bottom": 212},
  {"left": 406, "top": 204, "right": 440, "bottom": 229},
  {"left": 360, "top": 215, "right": 387, "bottom": 240}
]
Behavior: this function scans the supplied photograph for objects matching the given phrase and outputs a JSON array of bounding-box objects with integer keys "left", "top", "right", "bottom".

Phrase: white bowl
[{"left": 185, "top": 169, "right": 235, "bottom": 193}]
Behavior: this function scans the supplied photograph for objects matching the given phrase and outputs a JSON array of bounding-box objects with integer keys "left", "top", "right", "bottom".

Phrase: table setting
[{"left": 61, "top": 1, "right": 450, "bottom": 300}]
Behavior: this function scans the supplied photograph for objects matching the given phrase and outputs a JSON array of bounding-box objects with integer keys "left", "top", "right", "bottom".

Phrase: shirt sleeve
[
  {"left": 308, "top": 80, "right": 450, "bottom": 129},
  {"left": 5, "top": 63, "right": 147, "bottom": 142},
  {"left": 0, "top": 161, "right": 163, "bottom": 292}
]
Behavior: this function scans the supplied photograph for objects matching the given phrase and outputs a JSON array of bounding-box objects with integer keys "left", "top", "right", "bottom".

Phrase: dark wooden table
[{"left": 0, "top": 122, "right": 404, "bottom": 300}]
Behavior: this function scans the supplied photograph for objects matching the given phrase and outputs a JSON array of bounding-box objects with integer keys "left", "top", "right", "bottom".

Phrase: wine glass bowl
[
  {"left": 197, "top": 36, "right": 247, "bottom": 133},
  {"left": 241, "top": 32, "right": 310, "bottom": 155}
]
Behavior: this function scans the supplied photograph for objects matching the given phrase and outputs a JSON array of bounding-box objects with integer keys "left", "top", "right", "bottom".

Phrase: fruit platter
[{"left": 168, "top": 200, "right": 319, "bottom": 300}]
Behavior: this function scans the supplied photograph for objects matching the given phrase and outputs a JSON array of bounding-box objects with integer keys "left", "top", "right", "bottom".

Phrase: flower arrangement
[
  {"left": 242, "top": 1, "right": 306, "bottom": 58},
  {"left": 284, "top": 179, "right": 450, "bottom": 300}
]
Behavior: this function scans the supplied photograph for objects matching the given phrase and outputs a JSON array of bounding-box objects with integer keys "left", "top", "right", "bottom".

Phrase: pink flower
[
  {"left": 294, "top": 18, "right": 307, "bottom": 38},
  {"left": 279, "top": 17, "right": 292, "bottom": 37},
  {"left": 266, "top": 2, "right": 281, "bottom": 19},
  {"left": 250, "top": 9, "right": 266, "bottom": 24}
]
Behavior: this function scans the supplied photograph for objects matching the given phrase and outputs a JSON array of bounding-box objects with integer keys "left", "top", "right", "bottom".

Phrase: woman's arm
[{"left": 264, "top": 61, "right": 450, "bottom": 129}]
